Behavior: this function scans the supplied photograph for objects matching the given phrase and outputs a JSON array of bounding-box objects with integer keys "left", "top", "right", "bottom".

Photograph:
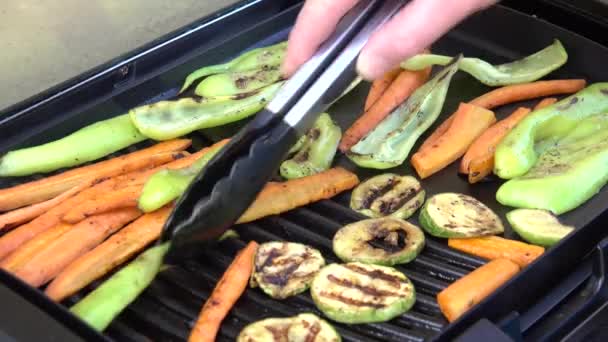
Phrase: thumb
[{"left": 357, "top": 0, "right": 497, "bottom": 80}]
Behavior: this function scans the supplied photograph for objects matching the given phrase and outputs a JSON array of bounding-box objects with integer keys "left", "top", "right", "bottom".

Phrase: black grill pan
[{"left": 1, "top": 1, "right": 608, "bottom": 341}]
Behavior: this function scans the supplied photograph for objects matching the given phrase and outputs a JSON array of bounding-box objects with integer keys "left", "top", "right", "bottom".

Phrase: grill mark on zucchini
[
  {"left": 351, "top": 174, "right": 425, "bottom": 220},
  {"left": 376, "top": 186, "right": 421, "bottom": 215},
  {"left": 265, "top": 325, "right": 289, "bottom": 340},
  {"left": 318, "top": 291, "right": 387, "bottom": 308},
  {"left": 360, "top": 177, "right": 400, "bottom": 209},
  {"left": 326, "top": 274, "right": 399, "bottom": 297},
  {"left": 305, "top": 322, "right": 321, "bottom": 342},
  {"left": 343, "top": 264, "right": 403, "bottom": 287},
  {"left": 366, "top": 228, "right": 407, "bottom": 253}
]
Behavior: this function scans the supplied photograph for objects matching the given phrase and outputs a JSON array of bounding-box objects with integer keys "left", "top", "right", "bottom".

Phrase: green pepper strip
[
  {"left": 194, "top": 66, "right": 283, "bottom": 97},
  {"left": 347, "top": 56, "right": 462, "bottom": 169},
  {"left": 130, "top": 81, "right": 284, "bottom": 141},
  {"left": 496, "top": 113, "right": 608, "bottom": 215},
  {"left": 70, "top": 243, "right": 169, "bottom": 332},
  {"left": 138, "top": 141, "right": 225, "bottom": 212},
  {"left": 494, "top": 83, "right": 608, "bottom": 179},
  {"left": 0, "top": 114, "right": 146, "bottom": 177},
  {"left": 179, "top": 41, "right": 287, "bottom": 93},
  {"left": 280, "top": 113, "right": 342, "bottom": 179},
  {"left": 401, "top": 39, "right": 567, "bottom": 86}
]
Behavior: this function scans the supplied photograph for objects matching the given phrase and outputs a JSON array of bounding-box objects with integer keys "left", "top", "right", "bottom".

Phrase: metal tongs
[{"left": 159, "top": 0, "right": 407, "bottom": 263}]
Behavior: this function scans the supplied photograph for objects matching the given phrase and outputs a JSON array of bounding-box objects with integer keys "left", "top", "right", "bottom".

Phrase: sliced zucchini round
[
  {"left": 350, "top": 174, "right": 425, "bottom": 219},
  {"left": 507, "top": 208, "right": 575, "bottom": 247},
  {"left": 251, "top": 242, "right": 325, "bottom": 299},
  {"left": 333, "top": 217, "right": 425, "bottom": 266},
  {"left": 310, "top": 262, "right": 416, "bottom": 324},
  {"left": 237, "top": 313, "right": 341, "bottom": 342},
  {"left": 419, "top": 192, "right": 504, "bottom": 238}
]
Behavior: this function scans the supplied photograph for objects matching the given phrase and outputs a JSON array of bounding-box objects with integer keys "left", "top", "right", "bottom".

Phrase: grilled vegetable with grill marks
[
  {"left": 347, "top": 56, "right": 461, "bottom": 169},
  {"left": 448, "top": 236, "right": 544, "bottom": 268},
  {"left": 251, "top": 242, "right": 325, "bottom": 299},
  {"left": 195, "top": 66, "right": 283, "bottom": 97},
  {"left": 0, "top": 114, "right": 146, "bottom": 177},
  {"left": 130, "top": 81, "right": 284, "bottom": 140},
  {"left": 507, "top": 209, "right": 574, "bottom": 247},
  {"left": 237, "top": 313, "right": 341, "bottom": 342},
  {"left": 350, "top": 174, "right": 425, "bottom": 219},
  {"left": 179, "top": 41, "right": 286, "bottom": 93},
  {"left": 310, "top": 262, "right": 416, "bottom": 324},
  {"left": 419, "top": 193, "right": 504, "bottom": 238},
  {"left": 401, "top": 39, "right": 568, "bottom": 86},
  {"left": 333, "top": 217, "right": 424, "bottom": 266},
  {"left": 280, "top": 113, "right": 341, "bottom": 180}
]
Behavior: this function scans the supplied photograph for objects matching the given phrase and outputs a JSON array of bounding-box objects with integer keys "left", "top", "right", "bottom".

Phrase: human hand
[{"left": 281, "top": 0, "right": 497, "bottom": 80}]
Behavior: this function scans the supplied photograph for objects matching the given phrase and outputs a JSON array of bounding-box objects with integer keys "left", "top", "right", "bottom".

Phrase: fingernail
[{"left": 356, "top": 51, "right": 387, "bottom": 81}]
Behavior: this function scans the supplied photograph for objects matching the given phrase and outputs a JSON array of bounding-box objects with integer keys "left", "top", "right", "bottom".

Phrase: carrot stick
[
  {"left": 470, "top": 79, "right": 586, "bottom": 109},
  {"left": 8, "top": 208, "right": 141, "bottom": 287},
  {"left": 0, "top": 140, "right": 191, "bottom": 212},
  {"left": 364, "top": 67, "right": 402, "bottom": 111},
  {"left": 418, "top": 115, "right": 455, "bottom": 152},
  {"left": 448, "top": 236, "right": 545, "bottom": 268},
  {"left": 411, "top": 103, "right": 496, "bottom": 179},
  {"left": 339, "top": 67, "right": 432, "bottom": 152},
  {"left": 460, "top": 107, "right": 531, "bottom": 177},
  {"left": 237, "top": 167, "right": 359, "bottom": 223},
  {"left": 437, "top": 258, "right": 520, "bottom": 322},
  {"left": 534, "top": 97, "right": 558, "bottom": 110},
  {"left": 188, "top": 241, "right": 258, "bottom": 342},
  {"left": 44, "top": 167, "right": 358, "bottom": 302},
  {"left": 46, "top": 206, "right": 173, "bottom": 302},
  {"left": 0, "top": 177, "right": 119, "bottom": 261},
  {"left": 0, "top": 180, "right": 90, "bottom": 230},
  {"left": 62, "top": 185, "right": 142, "bottom": 223}
]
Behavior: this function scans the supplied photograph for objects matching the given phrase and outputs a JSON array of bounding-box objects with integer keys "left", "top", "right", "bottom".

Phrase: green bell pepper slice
[
  {"left": 280, "top": 113, "right": 342, "bottom": 179},
  {"left": 179, "top": 41, "right": 286, "bottom": 93},
  {"left": 494, "top": 83, "right": 608, "bottom": 179},
  {"left": 0, "top": 114, "right": 145, "bottom": 177},
  {"left": 347, "top": 56, "right": 461, "bottom": 169},
  {"left": 401, "top": 39, "right": 567, "bottom": 86},
  {"left": 130, "top": 81, "right": 284, "bottom": 140},
  {"left": 496, "top": 113, "right": 608, "bottom": 215},
  {"left": 194, "top": 66, "right": 283, "bottom": 97}
]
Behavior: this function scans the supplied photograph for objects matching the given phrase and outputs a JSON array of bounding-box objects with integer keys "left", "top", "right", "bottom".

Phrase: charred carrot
[
  {"left": 460, "top": 107, "right": 531, "bottom": 180},
  {"left": 62, "top": 185, "right": 142, "bottom": 223},
  {"left": 470, "top": 79, "right": 586, "bottom": 109},
  {"left": 437, "top": 258, "right": 520, "bottom": 322},
  {"left": 8, "top": 208, "right": 141, "bottom": 287},
  {"left": 46, "top": 206, "right": 172, "bottom": 302},
  {"left": 534, "top": 97, "right": 558, "bottom": 110},
  {"left": 0, "top": 140, "right": 191, "bottom": 212},
  {"left": 188, "top": 241, "right": 258, "bottom": 342},
  {"left": 364, "top": 67, "right": 402, "bottom": 111},
  {"left": 411, "top": 103, "right": 496, "bottom": 179},
  {"left": 339, "top": 68, "right": 432, "bottom": 152},
  {"left": 448, "top": 236, "right": 544, "bottom": 268}
]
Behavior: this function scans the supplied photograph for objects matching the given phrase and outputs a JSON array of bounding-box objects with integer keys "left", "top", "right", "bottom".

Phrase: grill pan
[{"left": 2, "top": 1, "right": 608, "bottom": 341}]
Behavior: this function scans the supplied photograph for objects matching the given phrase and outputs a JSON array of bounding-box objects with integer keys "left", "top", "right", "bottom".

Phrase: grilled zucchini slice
[
  {"left": 333, "top": 217, "right": 425, "bottom": 266},
  {"left": 310, "top": 262, "right": 416, "bottom": 324},
  {"left": 507, "top": 209, "right": 574, "bottom": 247},
  {"left": 251, "top": 242, "right": 325, "bottom": 299},
  {"left": 237, "top": 313, "right": 341, "bottom": 342},
  {"left": 419, "top": 192, "right": 504, "bottom": 238},
  {"left": 350, "top": 174, "right": 425, "bottom": 219}
]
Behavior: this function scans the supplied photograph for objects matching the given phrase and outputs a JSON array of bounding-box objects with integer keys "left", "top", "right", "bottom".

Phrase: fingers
[
  {"left": 281, "top": 0, "right": 359, "bottom": 78},
  {"left": 357, "top": 0, "right": 497, "bottom": 80}
]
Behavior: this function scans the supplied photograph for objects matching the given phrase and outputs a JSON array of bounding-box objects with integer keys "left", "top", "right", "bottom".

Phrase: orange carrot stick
[
  {"left": 364, "top": 67, "right": 402, "bottom": 111},
  {"left": 534, "top": 97, "right": 558, "bottom": 110},
  {"left": 188, "top": 241, "right": 258, "bottom": 342},
  {"left": 62, "top": 185, "right": 142, "bottom": 223},
  {"left": 8, "top": 208, "right": 141, "bottom": 287},
  {"left": 46, "top": 206, "right": 173, "bottom": 302},
  {"left": 339, "top": 67, "right": 432, "bottom": 152},
  {"left": 470, "top": 79, "right": 586, "bottom": 109},
  {"left": 437, "top": 259, "right": 520, "bottom": 322},
  {"left": 411, "top": 103, "right": 496, "bottom": 179},
  {"left": 418, "top": 115, "right": 455, "bottom": 152},
  {"left": 460, "top": 107, "right": 531, "bottom": 176},
  {"left": 0, "top": 140, "right": 191, "bottom": 212},
  {"left": 448, "top": 236, "right": 545, "bottom": 268}
]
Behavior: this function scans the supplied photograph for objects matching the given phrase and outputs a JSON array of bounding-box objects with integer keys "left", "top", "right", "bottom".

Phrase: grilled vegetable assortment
[
  {"left": 250, "top": 242, "right": 325, "bottom": 299},
  {"left": 280, "top": 113, "right": 342, "bottom": 180},
  {"left": 419, "top": 193, "right": 504, "bottom": 238},
  {"left": 350, "top": 174, "right": 425, "bottom": 219},
  {"left": 333, "top": 217, "right": 425, "bottom": 266},
  {"left": 507, "top": 209, "right": 575, "bottom": 247},
  {"left": 310, "top": 262, "right": 416, "bottom": 324},
  {"left": 237, "top": 313, "right": 341, "bottom": 342}
]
